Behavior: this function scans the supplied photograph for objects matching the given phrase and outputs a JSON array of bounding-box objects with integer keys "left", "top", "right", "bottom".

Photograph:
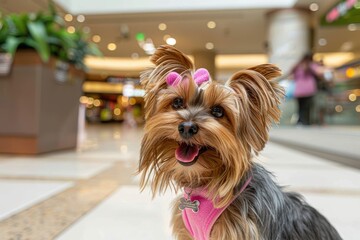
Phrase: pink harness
[{"left": 182, "top": 177, "right": 252, "bottom": 240}]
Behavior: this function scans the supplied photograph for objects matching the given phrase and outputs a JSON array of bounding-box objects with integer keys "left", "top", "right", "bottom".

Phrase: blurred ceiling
[{"left": 1, "top": 0, "right": 359, "bottom": 72}]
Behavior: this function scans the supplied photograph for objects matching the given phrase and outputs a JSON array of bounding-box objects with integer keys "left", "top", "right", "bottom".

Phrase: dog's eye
[
  {"left": 172, "top": 98, "right": 184, "bottom": 110},
  {"left": 211, "top": 106, "right": 224, "bottom": 118}
]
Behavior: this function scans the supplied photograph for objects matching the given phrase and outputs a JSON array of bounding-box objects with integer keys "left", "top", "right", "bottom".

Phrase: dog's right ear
[
  {"left": 141, "top": 45, "right": 194, "bottom": 119},
  {"left": 226, "top": 64, "right": 284, "bottom": 153}
]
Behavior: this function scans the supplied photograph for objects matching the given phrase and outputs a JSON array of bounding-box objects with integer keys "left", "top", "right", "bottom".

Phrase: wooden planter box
[{"left": 0, "top": 51, "right": 84, "bottom": 154}]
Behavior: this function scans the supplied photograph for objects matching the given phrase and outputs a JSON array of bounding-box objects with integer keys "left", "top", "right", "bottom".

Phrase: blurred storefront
[
  {"left": 80, "top": 75, "right": 145, "bottom": 126},
  {"left": 320, "top": 0, "right": 360, "bottom": 125},
  {"left": 328, "top": 60, "right": 360, "bottom": 124}
]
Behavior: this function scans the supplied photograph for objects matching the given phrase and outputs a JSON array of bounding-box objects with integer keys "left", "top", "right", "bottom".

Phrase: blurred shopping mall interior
[{"left": 0, "top": 0, "right": 360, "bottom": 239}]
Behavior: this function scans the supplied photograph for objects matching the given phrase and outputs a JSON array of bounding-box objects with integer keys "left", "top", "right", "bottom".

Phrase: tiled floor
[
  {"left": 259, "top": 144, "right": 360, "bottom": 240},
  {"left": 0, "top": 159, "right": 113, "bottom": 179},
  {"left": 0, "top": 124, "right": 359, "bottom": 240},
  {"left": 0, "top": 180, "right": 73, "bottom": 221},
  {"left": 57, "top": 186, "right": 173, "bottom": 240}
]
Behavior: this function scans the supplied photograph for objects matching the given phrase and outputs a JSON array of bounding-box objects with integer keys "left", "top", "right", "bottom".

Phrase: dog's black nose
[{"left": 178, "top": 121, "right": 198, "bottom": 139}]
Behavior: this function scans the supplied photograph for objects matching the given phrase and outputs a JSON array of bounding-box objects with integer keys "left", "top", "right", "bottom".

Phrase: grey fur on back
[{"left": 235, "top": 163, "right": 342, "bottom": 240}]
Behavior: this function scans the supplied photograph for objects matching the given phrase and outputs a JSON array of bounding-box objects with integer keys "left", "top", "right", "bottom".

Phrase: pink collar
[{"left": 181, "top": 177, "right": 252, "bottom": 240}]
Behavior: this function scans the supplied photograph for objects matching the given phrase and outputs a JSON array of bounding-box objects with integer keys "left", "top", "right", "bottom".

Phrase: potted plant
[{"left": 0, "top": 2, "right": 102, "bottom": 154}]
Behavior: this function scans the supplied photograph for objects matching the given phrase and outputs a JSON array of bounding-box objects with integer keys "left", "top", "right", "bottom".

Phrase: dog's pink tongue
[{"left": 175, "top": 143, "right": 199, "bottom": 163}]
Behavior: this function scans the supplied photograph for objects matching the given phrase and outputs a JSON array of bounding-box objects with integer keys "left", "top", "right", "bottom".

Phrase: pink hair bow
[{"left": 166, "top": 68, "right": 210, "bottom": 87}]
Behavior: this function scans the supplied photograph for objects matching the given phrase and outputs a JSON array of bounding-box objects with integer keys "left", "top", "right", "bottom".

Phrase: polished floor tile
[
  {"left": 259, "top": 142, "right": 360, "bottom": 240},
  {"left": 267, "top": 167, "right": 360, "bottom": 191},
  {"left": 40, "top": 151, "right": 133, "bottom": 162},
  {"left": 260, "top": 143, "right": 360, "bottom": 191},
  {"left": 57, "top": 186, "right": 173, "bottom": 240},
  {"left": 260, "top": 142, "right": 341, "bottom": 168},
  {"left": 0, "top": 180, "right": 73, "bottom": 221},
  {"left": 270, "top": 127, "right": 360, "bottom": 160},
  {"left": 0, "top": 159, "right": 113, "bottom": 179},
  {"left": 303, "top": 194, "right": 360, "bottom": 240}
]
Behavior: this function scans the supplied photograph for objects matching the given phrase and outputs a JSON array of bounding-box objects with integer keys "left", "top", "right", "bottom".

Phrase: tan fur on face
[
  {"left": 139, "top": 79, "right": 251, "bottom": 207},
  {"left": 138, "top": 45, "right": 284, "bottom": 238}
]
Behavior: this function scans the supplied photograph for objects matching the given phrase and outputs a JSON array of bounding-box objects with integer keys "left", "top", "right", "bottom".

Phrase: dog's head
[{"left": 139, "top": 45, "right": 284, "bottom": 207}]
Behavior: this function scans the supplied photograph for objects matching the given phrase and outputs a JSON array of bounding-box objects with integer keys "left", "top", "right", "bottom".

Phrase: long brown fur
[
  {"left": 226, "top": 64, "right": 283, "bottom": 153},
  {"left": 138, "top": 45, "right": 284, "bottom": 239}
]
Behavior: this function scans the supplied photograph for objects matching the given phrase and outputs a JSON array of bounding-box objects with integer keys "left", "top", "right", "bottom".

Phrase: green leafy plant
[{"left": 0, "top": 1, "right": 102, "bottom": 69}]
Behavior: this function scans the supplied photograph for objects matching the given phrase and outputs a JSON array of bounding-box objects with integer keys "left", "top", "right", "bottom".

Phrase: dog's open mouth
[{"left": 175, "top": 143, "right": 206, "bottom": 166}]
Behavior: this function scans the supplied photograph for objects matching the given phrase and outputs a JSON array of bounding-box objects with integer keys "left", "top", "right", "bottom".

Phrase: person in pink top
[{"left": 291, "top": 53, "right": 322, "bottom": 125}]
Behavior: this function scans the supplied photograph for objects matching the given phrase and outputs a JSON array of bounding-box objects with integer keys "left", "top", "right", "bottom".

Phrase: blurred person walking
[{"left": 291, "top": 53, "right": 323, "bottom": 125}]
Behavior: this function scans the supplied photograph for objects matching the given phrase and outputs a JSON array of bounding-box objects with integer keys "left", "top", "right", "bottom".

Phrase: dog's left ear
[
  {"left": 226, "top": 64, "right": 284, "bottom": 152},
  {"left": 141, "top": 45, "right": 194, "bottom": 119}
]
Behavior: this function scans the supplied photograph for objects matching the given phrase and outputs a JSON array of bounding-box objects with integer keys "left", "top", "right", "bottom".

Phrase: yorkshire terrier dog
[{"left": 139, "top": 45, "right": 341, "bottom": 240}]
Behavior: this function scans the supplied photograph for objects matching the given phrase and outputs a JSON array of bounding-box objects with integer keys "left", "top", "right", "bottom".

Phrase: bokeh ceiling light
[
  {"left": 205, "top": 42, "right": 214, "bottom": 50},
  {"left": 349, "top": 93, "right": 357, "bottom": 102},
  {"left": 309, "top": 3, "right": 319, "bottom": 12},
  {"left": 335, "top": 105, "right": 343, "bottom": 113},
  {"left": 93, "top": 99, "right": 101, "bottom": 107},
  {"left": 158, "top": 23, "right": 167, "bottom": 31},
  {"left": 77, "top": 15, "right": 86, "bottom": 23},
  {"left": 107, "top": 43, "right": 117, "bottom": 51},
  {"left": 64, "top": 14, "right": 73, "bottom": 22},
  {"left": 143, "top": 40, "right": 156, "bottom": 55},
  {"left": 92, "top": 35, "right": 101, "bottom": 43},
  {"left": 356, "top": 105, "right": 360, "bottom": 113},
  {"left": 207, "top": 21, "right": 216, "bottom": 29},
  {"left": 166, "top": 37, "right": 177, "bottom": 46},
  {"left": 318, "top": 38, "right": 327, "bottom": 46},
  {"left": 67, "top": 26, "right": 75, "bottom": 34},
  {"left": 79, "top": 96, "right": 88, "bottom": 104},
  {"left": 114, "top": 108, "right": 121, "bottom": 115}
]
